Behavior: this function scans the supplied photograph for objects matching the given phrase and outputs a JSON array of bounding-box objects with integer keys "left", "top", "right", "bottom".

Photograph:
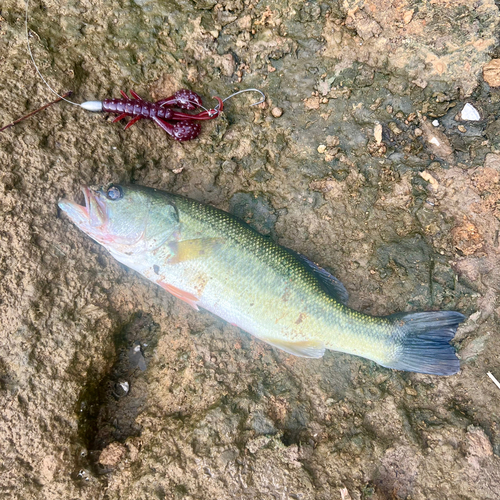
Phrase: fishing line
[
  {"left": 221, "top": 89, "right": 266, "bottom": 107},
  {"left": 182, "top": 89, "right": 265, "bottom": 116},
  {"left": 25, "top": 0, "right": 80, "bottom": 106}
]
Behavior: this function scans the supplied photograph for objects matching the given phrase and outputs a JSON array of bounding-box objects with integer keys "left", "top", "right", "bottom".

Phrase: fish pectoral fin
[
  {"left": 261, "top": 337, "right": 326, "bottom": 358},
  {"left": 167, "top": 238, "right": 224, "bottom": 264},
  {"left": 158, "top": 282, "right": 200, "bottom": 311}
]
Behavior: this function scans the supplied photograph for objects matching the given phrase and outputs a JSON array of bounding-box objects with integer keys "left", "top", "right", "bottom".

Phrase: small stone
[
  {"left": 374, "top": 122, "right": 383, "bottom": 144},
  {"left": 420, "top": 120, "right": 454, "bottom": 161},
  {"left": 405, "top": 386, "right": 418, "bottom": 396},
  {"left": 458, "top": 125, "right": 467, "bottom": 133},
  {"left": 304, "top": 96, "right": 321, "bottom": 109},
  {"left": 469, "top": 311, "right": 481, "bottom": 322},
  {"left": 386, "top": 105, "right": 393, "bottom": 114},
  {"left": 271, "top": 107, "right": 283, "bottom": 118},
  {"left": 414, "top": 127, "right": 423, "bottom": 137},
  {"left": 317, "top": 144, "right": 327, "bottom": 154},
  {"left": 114, "top": 380, "right": 129, "bottom": 397},
  {"left": 419, "top": 170, "right": 439, "bottom": 187},
  {"left": 432, "top": 119, "right": 439, "bottom": 127},
  {"left": 388, "top": 122, "right": 402, "bottom": 135},
  {"left": 483, "top": 59, "right": 500, "bottom": 87},
  {"left": 326, "top": 135, "right": 339, "bottom": 147},
  {"left": 412, "top": 78, "right": 428, "bottom": 89},
  {"left": 403, "top": 9, "right": 414, "bottom": 24},
  {"left": 460, "top": 103, "right": 481, "bottom": 121},
  {"left": 317, "top": 80, "right": 331, "bottom": 96},
  {"left": 99, "top": 442, "right": 126, "bottom": 468}
]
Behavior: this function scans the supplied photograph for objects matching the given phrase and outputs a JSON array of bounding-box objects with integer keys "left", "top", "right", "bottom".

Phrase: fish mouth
[{"left": 58, "top": 186, "right": 107, "bottom": 228}]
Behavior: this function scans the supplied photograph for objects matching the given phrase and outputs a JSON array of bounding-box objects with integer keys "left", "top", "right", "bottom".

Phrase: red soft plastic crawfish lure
[{"left": 80, "top": 89, "right": 224, "bottom": 142}]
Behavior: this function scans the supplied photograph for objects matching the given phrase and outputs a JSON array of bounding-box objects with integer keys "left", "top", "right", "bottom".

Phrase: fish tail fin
[{"left": 383, "top": 311, "right": 465, "bottom": 376}]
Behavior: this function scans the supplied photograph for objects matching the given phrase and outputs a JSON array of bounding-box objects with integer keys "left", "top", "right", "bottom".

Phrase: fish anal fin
[
  {"left": 158, "top": 282, "right": 199, "bottom": 311},
  {"left": 168, "top": 238, "right": 224, "bottom": 264},
  {"left": 261, "top": 336, "right": 325, "bottom": 358},
  {"left": 293, "top": 252, "right": 349, "bottom": 305}
]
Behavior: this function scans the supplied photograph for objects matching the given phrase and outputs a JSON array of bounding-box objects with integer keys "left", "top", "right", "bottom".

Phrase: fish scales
[
  {"left": 157, "top": 195, "right": 388, "bottom": 358},
  {"left": 59, "top": 184, "right": 465, "bottom": 375}
]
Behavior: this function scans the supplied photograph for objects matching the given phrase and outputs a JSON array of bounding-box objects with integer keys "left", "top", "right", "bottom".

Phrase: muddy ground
[{"left": 1, "top": 0, "right": 500, "bottom": 498}]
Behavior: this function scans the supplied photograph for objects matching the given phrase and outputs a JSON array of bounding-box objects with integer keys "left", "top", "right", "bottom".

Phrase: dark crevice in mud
[
  {"left": 74, "top": 312, "right": 160, "bottom": 476},
  {"left": 279, "top": 428, "right": 307, "bottom": 447}
]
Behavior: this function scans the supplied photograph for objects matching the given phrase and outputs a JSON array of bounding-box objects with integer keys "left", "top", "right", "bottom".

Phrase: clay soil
[{"left": 1, "top": 0, "right": 500, "bottom": 499}]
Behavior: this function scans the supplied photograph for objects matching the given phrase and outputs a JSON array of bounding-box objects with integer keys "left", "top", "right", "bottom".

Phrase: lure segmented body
[
  {"left": 102, "top": 97, "right": 175, "bottom": 121},
  {"left": 96, "top": 90, "right": 222, "bottom": 141}
]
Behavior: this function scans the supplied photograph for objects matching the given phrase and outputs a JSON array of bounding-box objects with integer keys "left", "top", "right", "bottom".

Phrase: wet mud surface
[{"left": 1, "top": 0, "right": 500, "bottom": 498}]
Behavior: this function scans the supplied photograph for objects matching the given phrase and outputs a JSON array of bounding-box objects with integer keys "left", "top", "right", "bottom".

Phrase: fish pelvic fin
[
  {"left": 260, "top": 337, "right": 326, "bottom": 358},
  {"left": 158, "top": 282, "right": 200, "bottom": 311},
  {"left": 383, "top": 311, "right": 466, "bottom": 376}
]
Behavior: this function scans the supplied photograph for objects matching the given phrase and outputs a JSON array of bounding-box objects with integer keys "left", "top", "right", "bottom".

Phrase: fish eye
[{"left": 105, "top": 185, "right": 123, "bottom": 201}]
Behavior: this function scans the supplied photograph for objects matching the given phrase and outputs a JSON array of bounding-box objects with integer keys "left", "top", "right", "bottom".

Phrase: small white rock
[
  {"left": 461, "top": 103, "right": 481, "bottom": 121},
  {"left": 374, "top": 122, "right": 383, "bottom": 145},
  {"left": 271, "top": 107, "right": 283, "bottom": 118},
  {"left": 469, "top": 311, "right": 481, "bottom": 322},
  {"left": 432, "top": 119, "right": 439, "bottom": 127},
  {"left": 119, "top": 381, "right": 130, "bottom": 394}
]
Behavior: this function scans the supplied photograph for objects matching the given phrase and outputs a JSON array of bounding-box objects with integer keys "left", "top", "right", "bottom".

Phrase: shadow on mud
[{"left": 73, "top": 312, "right": 160, "bottom": 477}]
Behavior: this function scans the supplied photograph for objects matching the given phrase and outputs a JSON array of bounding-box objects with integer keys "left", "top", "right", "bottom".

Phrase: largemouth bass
[{"left": 59, "top": 184, "right": 465, "bottom": 376}]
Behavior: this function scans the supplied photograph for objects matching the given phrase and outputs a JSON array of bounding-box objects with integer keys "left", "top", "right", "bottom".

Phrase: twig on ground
[{"left": 0, "top": 91, "right": 72, "bottom": 133}]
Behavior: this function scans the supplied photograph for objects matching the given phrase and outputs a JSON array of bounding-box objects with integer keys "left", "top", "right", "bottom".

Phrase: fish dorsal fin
[
  {"left": 260, "top": 336, "right": 326, "bottom": 358},
  {"left": 292, "top": 252, "right": 349, "bottom": 305}
]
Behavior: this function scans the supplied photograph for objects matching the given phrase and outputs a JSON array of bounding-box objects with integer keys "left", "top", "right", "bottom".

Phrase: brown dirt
[{"left": 1, "top": 0, "right": 500, "bottom": 499}]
